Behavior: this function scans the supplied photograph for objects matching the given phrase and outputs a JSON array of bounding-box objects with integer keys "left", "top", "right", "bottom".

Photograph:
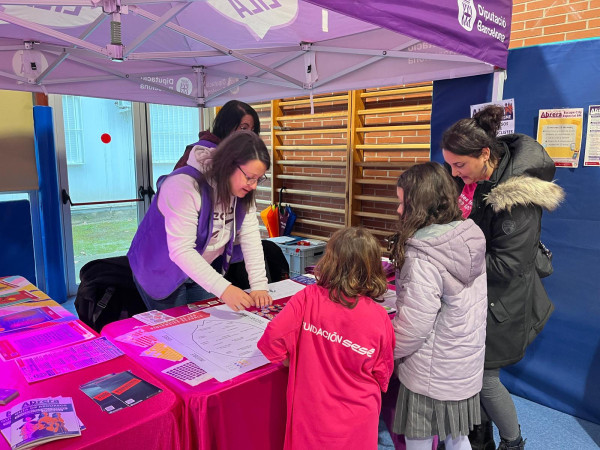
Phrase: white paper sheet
[
  {"left": 149, "top": 306, "right": 270, "bottom": 382},
  {"left": 254, "top": 279, "right": 306, "bottom": 300}
]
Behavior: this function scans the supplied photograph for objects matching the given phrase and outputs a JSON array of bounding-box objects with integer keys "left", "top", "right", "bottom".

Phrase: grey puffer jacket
[
  {"left": 456, "top": 134, "right": 565, "bottom": 369},
  {"left": 393, "top": 219, "right": 487, "bottom": 402}
]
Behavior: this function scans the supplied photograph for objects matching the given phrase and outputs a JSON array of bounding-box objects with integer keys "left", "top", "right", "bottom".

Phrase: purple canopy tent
[{"left": 0, "top": 0, "right": 511, "bottom": 107}]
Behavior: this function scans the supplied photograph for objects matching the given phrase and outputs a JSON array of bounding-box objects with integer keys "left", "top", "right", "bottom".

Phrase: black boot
[
  {"left": 497, "top": 431, "right": 525, "bottom": 450},
  {"left": 468, "top": 421, "right": 495, "bottom": 450}
]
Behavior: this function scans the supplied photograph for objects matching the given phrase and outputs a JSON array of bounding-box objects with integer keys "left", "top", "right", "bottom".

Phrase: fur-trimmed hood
[{"left": 485, "top": 175, "right": 565, "bottom": 213}]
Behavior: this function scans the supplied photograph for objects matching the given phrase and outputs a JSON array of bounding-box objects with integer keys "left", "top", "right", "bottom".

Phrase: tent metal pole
[
  {"left": 124, "top": 2, "right": 190, "bottom": 56},
  {"left": 36, "top": 13, "right": 109, "bottom": 84},
  {"left": 131, "top": 5, "right": 305, "bottom": 88},
  {"left": 492, "top": 69, "right": 506, "bottom": 101},
  {"left": 0, "top": 11, "right": 107, "bottom": 56}
]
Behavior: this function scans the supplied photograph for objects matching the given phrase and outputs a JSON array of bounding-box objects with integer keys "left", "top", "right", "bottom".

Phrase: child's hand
[
  {"left": 221, "top": 285, "right": 255, "bottom": 311},
  {"left": 249, "top": 290, "right": 273, "bottom": 308}
]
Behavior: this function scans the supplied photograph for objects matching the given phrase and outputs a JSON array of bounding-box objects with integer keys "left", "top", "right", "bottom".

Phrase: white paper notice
[
  {"left": 470, "top": 99, "right": 515, "bottom": 136},
  {"left": 584, "top": 105, "right": 600, "bottom": 167},
  {"left": 261, "top": 279, "right": 307, "bottom": 300},
  {"left": 149, "top": 306, "right": 270, "bottom": 382}
]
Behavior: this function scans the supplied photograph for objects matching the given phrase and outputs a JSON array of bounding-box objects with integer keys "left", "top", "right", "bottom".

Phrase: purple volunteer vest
[{"left": 128, "top": 165, "right": 245, "bottom": 300}]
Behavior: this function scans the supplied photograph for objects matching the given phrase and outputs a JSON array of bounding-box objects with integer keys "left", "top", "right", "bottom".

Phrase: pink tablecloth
[
  {"left": 2, "top": 354, "right": 183, "bottom": 450},
  {"left": 102, "top": 302, "right": 288, "bottom": 450},
  {"left": 1, "top": 293, "right": 183, "bottom": 450}
]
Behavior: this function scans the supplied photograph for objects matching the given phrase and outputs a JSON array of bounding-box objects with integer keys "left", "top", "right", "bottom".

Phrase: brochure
[
  {"left": 0, "top": 307, "right": 72, "bottom": 335},
  {"left": 80, "top": 371, "right": 162, "bottom": 414},
  {"left": 0, "top": 396, "right": 81, "bottom": 449}
]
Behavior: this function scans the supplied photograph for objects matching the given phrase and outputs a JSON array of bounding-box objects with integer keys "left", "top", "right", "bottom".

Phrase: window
[
  {"left": 62, "top": 95, "right": 85, "bottom": 165},
  {"left": 149, "top": 104, "right": 199, "bottom": 163},
  {"left": 0, "top": 192, "right": 29, "bottom": 202}
]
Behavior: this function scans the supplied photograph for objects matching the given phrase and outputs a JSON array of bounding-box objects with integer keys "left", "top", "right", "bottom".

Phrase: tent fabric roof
[{"left": 0, "top": 0, "right": 511, "bottom": 107}]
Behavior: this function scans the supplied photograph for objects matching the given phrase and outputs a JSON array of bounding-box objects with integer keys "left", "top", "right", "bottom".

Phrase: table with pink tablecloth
[
  {"left": 101, "top": 301, "right": 288, "bottom": 450},
  {"left": 1, "top": 277, "right": 184, "bottom": 450},
  {"left": 2, "top": 350, "right": 184, "bottom": 450}
]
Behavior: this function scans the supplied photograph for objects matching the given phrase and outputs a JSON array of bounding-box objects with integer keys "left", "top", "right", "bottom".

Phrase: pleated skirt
[{"left": 392, "top": 383, "right": 481, "bottom": 441}]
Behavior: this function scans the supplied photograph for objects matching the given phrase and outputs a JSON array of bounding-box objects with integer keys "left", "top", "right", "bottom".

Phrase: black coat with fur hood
[{"left": 454, "top": 134, "right": 565, "bottom": 369}]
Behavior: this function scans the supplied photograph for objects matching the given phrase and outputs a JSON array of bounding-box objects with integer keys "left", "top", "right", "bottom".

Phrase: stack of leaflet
[{"left": 0, "top": 397, "right": 82, "bottom": 449}]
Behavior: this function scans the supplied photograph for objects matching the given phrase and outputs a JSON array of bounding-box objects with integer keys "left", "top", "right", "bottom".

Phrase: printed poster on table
[
  {"left": 537, "top": 108, "right": 584, "bottom": 168},
  {"left": 147, "top": 306, "right": 270, "bottom": 382},
  {"left": 584, "top": 105, "right": 600, "bottom": 167},
  {"left": 470, "top": 99, "right": 515, "bottom": 136}
]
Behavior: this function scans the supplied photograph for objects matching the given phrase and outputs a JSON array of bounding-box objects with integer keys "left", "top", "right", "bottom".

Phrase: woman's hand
[
  {"left": 220, "top": 285, "right": 255, "bottom": 311},
  {"left": 249, "top": 290, "right": 273, "bottom": 308}
]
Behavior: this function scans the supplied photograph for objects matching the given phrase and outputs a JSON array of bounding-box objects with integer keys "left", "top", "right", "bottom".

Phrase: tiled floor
[{"left": 377, "top": 395, "right": 600, "bottom": 449}]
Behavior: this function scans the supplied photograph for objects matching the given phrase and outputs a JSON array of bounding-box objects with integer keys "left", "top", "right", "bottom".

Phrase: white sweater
[{"left": 157, "top": 146, "right": 268, "bottom": 297}]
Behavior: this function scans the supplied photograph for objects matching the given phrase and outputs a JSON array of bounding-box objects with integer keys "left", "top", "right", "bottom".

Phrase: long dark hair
[
  {"left": 315, "top": 227, "right": 388, "bottom": 309},
  {"left": 212, "top": 100, "right": 260, "bottom": 139},
  {"left": 205, "top": 131, "right": 270, "bottom": 211},
  {"left": 441, "top": 104, "right": 505, "bottom": 166},
  {"left": 389, "top": 162, "right": 463, "bottom": 270}
]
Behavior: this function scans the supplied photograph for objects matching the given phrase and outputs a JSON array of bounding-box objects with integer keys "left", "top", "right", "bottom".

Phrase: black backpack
[
  {"left": 75, "top": 256, "right": 148, "bottom": 332},
  {"left": 224, "top": 240, "right": 289, "bottom": 289}
]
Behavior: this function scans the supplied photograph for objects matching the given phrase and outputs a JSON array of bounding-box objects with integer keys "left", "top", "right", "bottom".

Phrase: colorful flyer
[
  {"left": 537, "top": 108, "right": 584, "bottom": 168},
  {"left": 15, "top": 337, "right": 124, "bottom": 383},
  {"left": 0, "top": 321, "right": 94, "bottom": 361},
  {"left": 80, "top": 371, "right": 162, "bottom": 414},
  {"left": 0, "top": 290, "right": 40, "bottom": 309},
  {"left": 584, "top": 105, "right": 600, "bottom": 167},
  {"left": 0, "top": 307, "right": 68, "bottom": 334},
  {"left": 141, "top": 342, "right": 184, "bottom": 362},
  {"left": 0, "top": 276, "right": 50, "bottom": 304},
  {"left": 0, "top": 397, "right": 81, "bottom": 448}
]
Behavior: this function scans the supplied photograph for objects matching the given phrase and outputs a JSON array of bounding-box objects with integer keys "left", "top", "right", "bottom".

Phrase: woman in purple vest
[
  {"left": 173, "top": 100, "right": 260, "bottom": 171},
  {"left": 128, "top": 131, "right": 272, "bottom": 312}
]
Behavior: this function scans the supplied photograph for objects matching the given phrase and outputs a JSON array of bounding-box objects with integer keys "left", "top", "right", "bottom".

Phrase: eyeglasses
[{"left": 237, "top": 166, "right": 267, "bottom": 186}]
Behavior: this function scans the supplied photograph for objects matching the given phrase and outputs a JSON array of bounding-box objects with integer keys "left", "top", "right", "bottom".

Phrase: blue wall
[
  {"left": 0, "top": 200, "right": 36, "bottom": 285},
  {"left": 431, "top": 39, "right": 600, "bottom": 425},
  {"left": 34, "top": 106, "right": 67, "bottom": 302}
]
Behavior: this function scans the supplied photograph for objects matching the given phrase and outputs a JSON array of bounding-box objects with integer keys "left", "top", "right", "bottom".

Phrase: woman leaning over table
[
  {"left": 128, "top": 131, "right": 273, "bottom": 312},
  {"left": 441, "top": 105, "right": 565, "bottom": 450}
]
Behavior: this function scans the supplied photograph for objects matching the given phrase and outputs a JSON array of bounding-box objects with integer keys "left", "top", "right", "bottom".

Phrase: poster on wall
[
  {"left": 470, "top": 99, "right": 515, "bottom": 135},
  {"left": 584, "top": 105, "right": 600, "bottom": 167},
  {"left": 536, "top": 108, "right": 584, "bottom": 168}
]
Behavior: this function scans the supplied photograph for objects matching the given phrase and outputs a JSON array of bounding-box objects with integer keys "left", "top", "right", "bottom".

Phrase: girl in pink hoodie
[{"left": 258, "top": 227, "right": 395, "bottom": 450}]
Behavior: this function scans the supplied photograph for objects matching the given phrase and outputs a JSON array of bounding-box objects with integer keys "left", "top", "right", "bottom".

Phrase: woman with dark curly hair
[{"left": 442, "top": 105, "right": 565, "bottom": 450}]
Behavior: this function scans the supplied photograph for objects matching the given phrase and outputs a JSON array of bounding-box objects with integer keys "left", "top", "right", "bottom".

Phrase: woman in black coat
[{"left": 441, "top": 105, "right": 564, "bottom": 450}]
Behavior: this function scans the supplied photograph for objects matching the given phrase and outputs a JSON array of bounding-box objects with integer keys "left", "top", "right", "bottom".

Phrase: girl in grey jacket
[{"left": 389, "top": 162, "right": 488, "bottom": 450}]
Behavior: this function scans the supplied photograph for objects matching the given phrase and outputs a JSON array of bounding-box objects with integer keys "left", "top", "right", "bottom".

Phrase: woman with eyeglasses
[
  {"left": 129, "top": 131, "right": 273, "bottom": 311},
  {"left": 173, "top": 99, "right": 260, "bottom": 171}
]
